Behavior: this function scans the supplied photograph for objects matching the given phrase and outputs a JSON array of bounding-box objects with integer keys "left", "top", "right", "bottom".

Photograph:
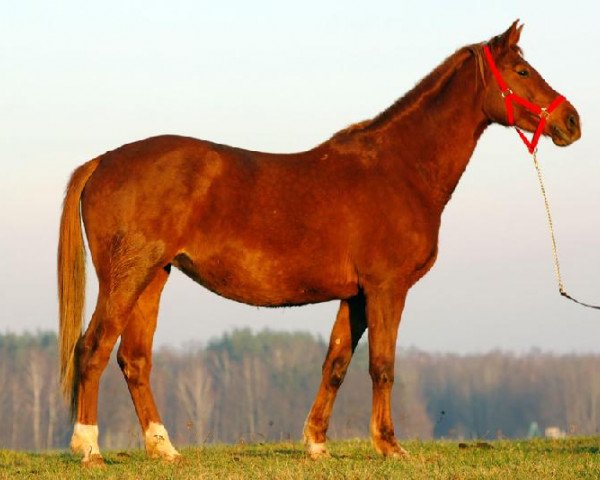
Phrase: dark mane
[{"left": 330, "top": 44, "right": 485, "bottom": 141}]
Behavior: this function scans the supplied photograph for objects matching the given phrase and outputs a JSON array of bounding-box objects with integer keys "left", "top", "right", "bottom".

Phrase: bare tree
[
  {"left": 25, "top": 348, "right": 45, "bottom": 450},
  {"left": 176, "top": 354, "right": 214, "bottom": 444}
]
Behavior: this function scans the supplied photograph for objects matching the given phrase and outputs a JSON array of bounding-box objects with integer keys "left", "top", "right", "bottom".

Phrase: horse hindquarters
[{"left": 70, "top": 229, "right": 175, "bottom": 464}]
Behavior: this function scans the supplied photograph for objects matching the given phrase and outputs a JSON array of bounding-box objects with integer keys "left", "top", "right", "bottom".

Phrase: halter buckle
[{"left": 501, "top": 88, "right": 513, "bottom": 99}]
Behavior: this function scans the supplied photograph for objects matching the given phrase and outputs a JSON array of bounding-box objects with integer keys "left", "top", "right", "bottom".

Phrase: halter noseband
[{"left": 483, "top": 44, "right": 565, "bottom": 154}]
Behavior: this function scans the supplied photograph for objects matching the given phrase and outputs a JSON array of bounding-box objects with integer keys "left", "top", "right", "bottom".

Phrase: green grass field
[{"left": 1, "top": 438, "right": 598, "bottom": 479}]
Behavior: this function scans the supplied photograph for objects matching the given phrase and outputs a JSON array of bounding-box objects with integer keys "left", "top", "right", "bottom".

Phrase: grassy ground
[{"left": 0, "top": 438, "right": 598, "bottom": 479}]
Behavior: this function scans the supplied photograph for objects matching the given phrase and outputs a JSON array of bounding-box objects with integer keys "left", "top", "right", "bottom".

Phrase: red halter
[{"left": 483, "top": 44, "right": 565, "bottom": 154}]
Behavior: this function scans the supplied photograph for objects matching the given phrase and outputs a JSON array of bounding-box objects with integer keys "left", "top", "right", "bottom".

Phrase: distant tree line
[{"left": 0, "top": 329, "right": 599, "bottom": 451}]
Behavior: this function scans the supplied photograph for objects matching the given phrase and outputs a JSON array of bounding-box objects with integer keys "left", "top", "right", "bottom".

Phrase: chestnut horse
[{"left": 58, "top": 21, "right": 580, "bottom": 465}]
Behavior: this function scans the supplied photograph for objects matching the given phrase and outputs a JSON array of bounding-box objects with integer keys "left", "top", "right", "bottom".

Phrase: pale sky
[{"left": 2, "top": 1, "right": 600, "bottom": 353}]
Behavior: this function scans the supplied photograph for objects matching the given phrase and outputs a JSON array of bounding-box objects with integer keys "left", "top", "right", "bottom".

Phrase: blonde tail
[{"left": 57, "top": 157, "right": 100, "bottom": 417}]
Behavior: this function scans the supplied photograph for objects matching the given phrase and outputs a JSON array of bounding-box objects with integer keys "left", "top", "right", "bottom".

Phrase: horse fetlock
[
  {"left": 71, "top": 423, "right": 103, "bottom": 465},
  {"left": 303, "top": 416, "right": 327, "bottom": 442},
  {"left": 144, "top": 422, "right": 181, "bottom": 461}
]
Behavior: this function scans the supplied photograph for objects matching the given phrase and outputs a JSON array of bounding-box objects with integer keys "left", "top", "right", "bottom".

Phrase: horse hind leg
[
  {"left": 303, "top": 292, "right": 367, "bottom": 459},
  {"left": 116, "top": 265, "right": 180, "bottom": 461},
  {"left": 70, "top": 287, "right": 127, "bottom": 466},
  {"left": 70, "top": 234, "right": 167, "bottom": 465}
]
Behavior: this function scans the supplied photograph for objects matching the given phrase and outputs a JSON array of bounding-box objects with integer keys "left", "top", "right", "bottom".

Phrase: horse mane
[{"left": 330, "top": 43, "right": 486, "bottom": 141}]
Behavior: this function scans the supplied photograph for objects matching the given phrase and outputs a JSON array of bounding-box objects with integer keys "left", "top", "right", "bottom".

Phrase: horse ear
[
  {"left": 500, "top": 19, "right": 523, "bottom": 48},
  {"left": 491, "top": 19, "right": 523, "bottom": 52}
]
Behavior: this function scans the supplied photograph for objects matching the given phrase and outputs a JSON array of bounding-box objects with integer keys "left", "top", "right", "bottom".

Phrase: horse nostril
[{"left": 567, "top": 114, "right": 579, "bottom": 133}]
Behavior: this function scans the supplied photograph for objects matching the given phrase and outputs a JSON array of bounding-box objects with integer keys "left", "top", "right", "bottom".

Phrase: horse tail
[{"left": 58, "top": 157, "right": 100, "bottom": 417}]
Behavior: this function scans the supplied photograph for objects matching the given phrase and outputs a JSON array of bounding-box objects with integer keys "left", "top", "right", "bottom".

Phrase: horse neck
[{"left": 350, "top": 51, "right": 490, "bottom": 211}]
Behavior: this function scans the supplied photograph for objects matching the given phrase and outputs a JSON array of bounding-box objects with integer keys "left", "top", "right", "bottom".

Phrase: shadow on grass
[
  {"left": 226, "top": 447, "right": 381, "bottom": 462},
  {"left": 572, "top": 445, "right": 600, "bottom": 454},
  {"left": 508, "top": 439, "right": 600, "bottom": 456},
  {"left": 229, "top": 447, "right": 302, "bottom": 459}
]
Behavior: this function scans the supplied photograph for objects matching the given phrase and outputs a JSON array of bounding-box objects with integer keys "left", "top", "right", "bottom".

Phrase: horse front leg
[
  {"left": 304, "top": 293, "right": 367, "bottom": 459},
  {"left": 365, "top": 285, "right": 409, "bottom": 458}
]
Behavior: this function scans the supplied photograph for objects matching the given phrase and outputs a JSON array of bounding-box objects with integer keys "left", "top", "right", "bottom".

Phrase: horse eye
[{"left": 517, "top": 69, "right": 530, "bottom": 77}]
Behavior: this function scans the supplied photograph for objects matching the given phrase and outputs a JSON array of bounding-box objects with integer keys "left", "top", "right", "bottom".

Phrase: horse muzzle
[{"left": 549, "top": 104, "right": 581, "bottom": 146}]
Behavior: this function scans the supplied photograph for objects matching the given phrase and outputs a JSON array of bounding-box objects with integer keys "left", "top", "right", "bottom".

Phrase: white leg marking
[
  {"left": 306, "top": 441, "right": 330, "bottom": 459},
  {"left": 303, "top": 417, "right": 330, "bottom": 459},
  {"left": 70, "top": 423, "right": 102, "bottom": 463},
  {"left": 144, "top": 422, "right": 181, "bottom": 460}
]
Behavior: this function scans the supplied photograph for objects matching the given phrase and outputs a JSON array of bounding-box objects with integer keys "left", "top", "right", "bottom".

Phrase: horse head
[{"left": 482, "top": 20, "right": 581, "bottom": 149}]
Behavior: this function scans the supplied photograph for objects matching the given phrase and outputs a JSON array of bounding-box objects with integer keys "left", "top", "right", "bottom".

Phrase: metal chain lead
[{"left": 531, "top": 151, "right": 566, "bottom": 294}]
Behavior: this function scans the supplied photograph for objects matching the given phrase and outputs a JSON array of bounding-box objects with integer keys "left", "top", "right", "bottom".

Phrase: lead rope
[{"left": 532, "top": 151, "right": 600, "bottom": 309}]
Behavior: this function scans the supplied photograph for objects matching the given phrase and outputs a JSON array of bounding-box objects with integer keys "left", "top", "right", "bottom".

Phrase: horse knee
[
  {"left": 327, "top": 357, "right": 350, "bottom": 388},
  {"left": 369, "top": 361, "right": 394, "bottom": 386}
]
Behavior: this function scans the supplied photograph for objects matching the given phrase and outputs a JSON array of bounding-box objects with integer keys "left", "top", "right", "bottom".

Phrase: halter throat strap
[{"left": 483, "top": 44, "right": 565, "bottom": 154}]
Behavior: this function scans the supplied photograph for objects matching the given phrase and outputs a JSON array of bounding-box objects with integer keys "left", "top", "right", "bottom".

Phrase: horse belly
[{"left": 172, "top": 247, "right": 358, "bottom": 307}]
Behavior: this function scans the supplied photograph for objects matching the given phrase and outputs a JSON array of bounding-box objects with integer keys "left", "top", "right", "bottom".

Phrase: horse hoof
[
  {"left": 82, "top": 454, "right": 105, "bottom": 468},
  {"left": 148, "top": 448, "right": 183, "bottom": 463},
  {"left": 372, "top": 437, "right": 410, "bottom": 459},
  {"left": 382, "top": 444, "right": 409, "bottom": 459},
  {"left": 386, "top": 446, "right": 409, "bottom": 458},
  {"left": 160, "top": 453, "right": 184, "bottom": 464}
]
